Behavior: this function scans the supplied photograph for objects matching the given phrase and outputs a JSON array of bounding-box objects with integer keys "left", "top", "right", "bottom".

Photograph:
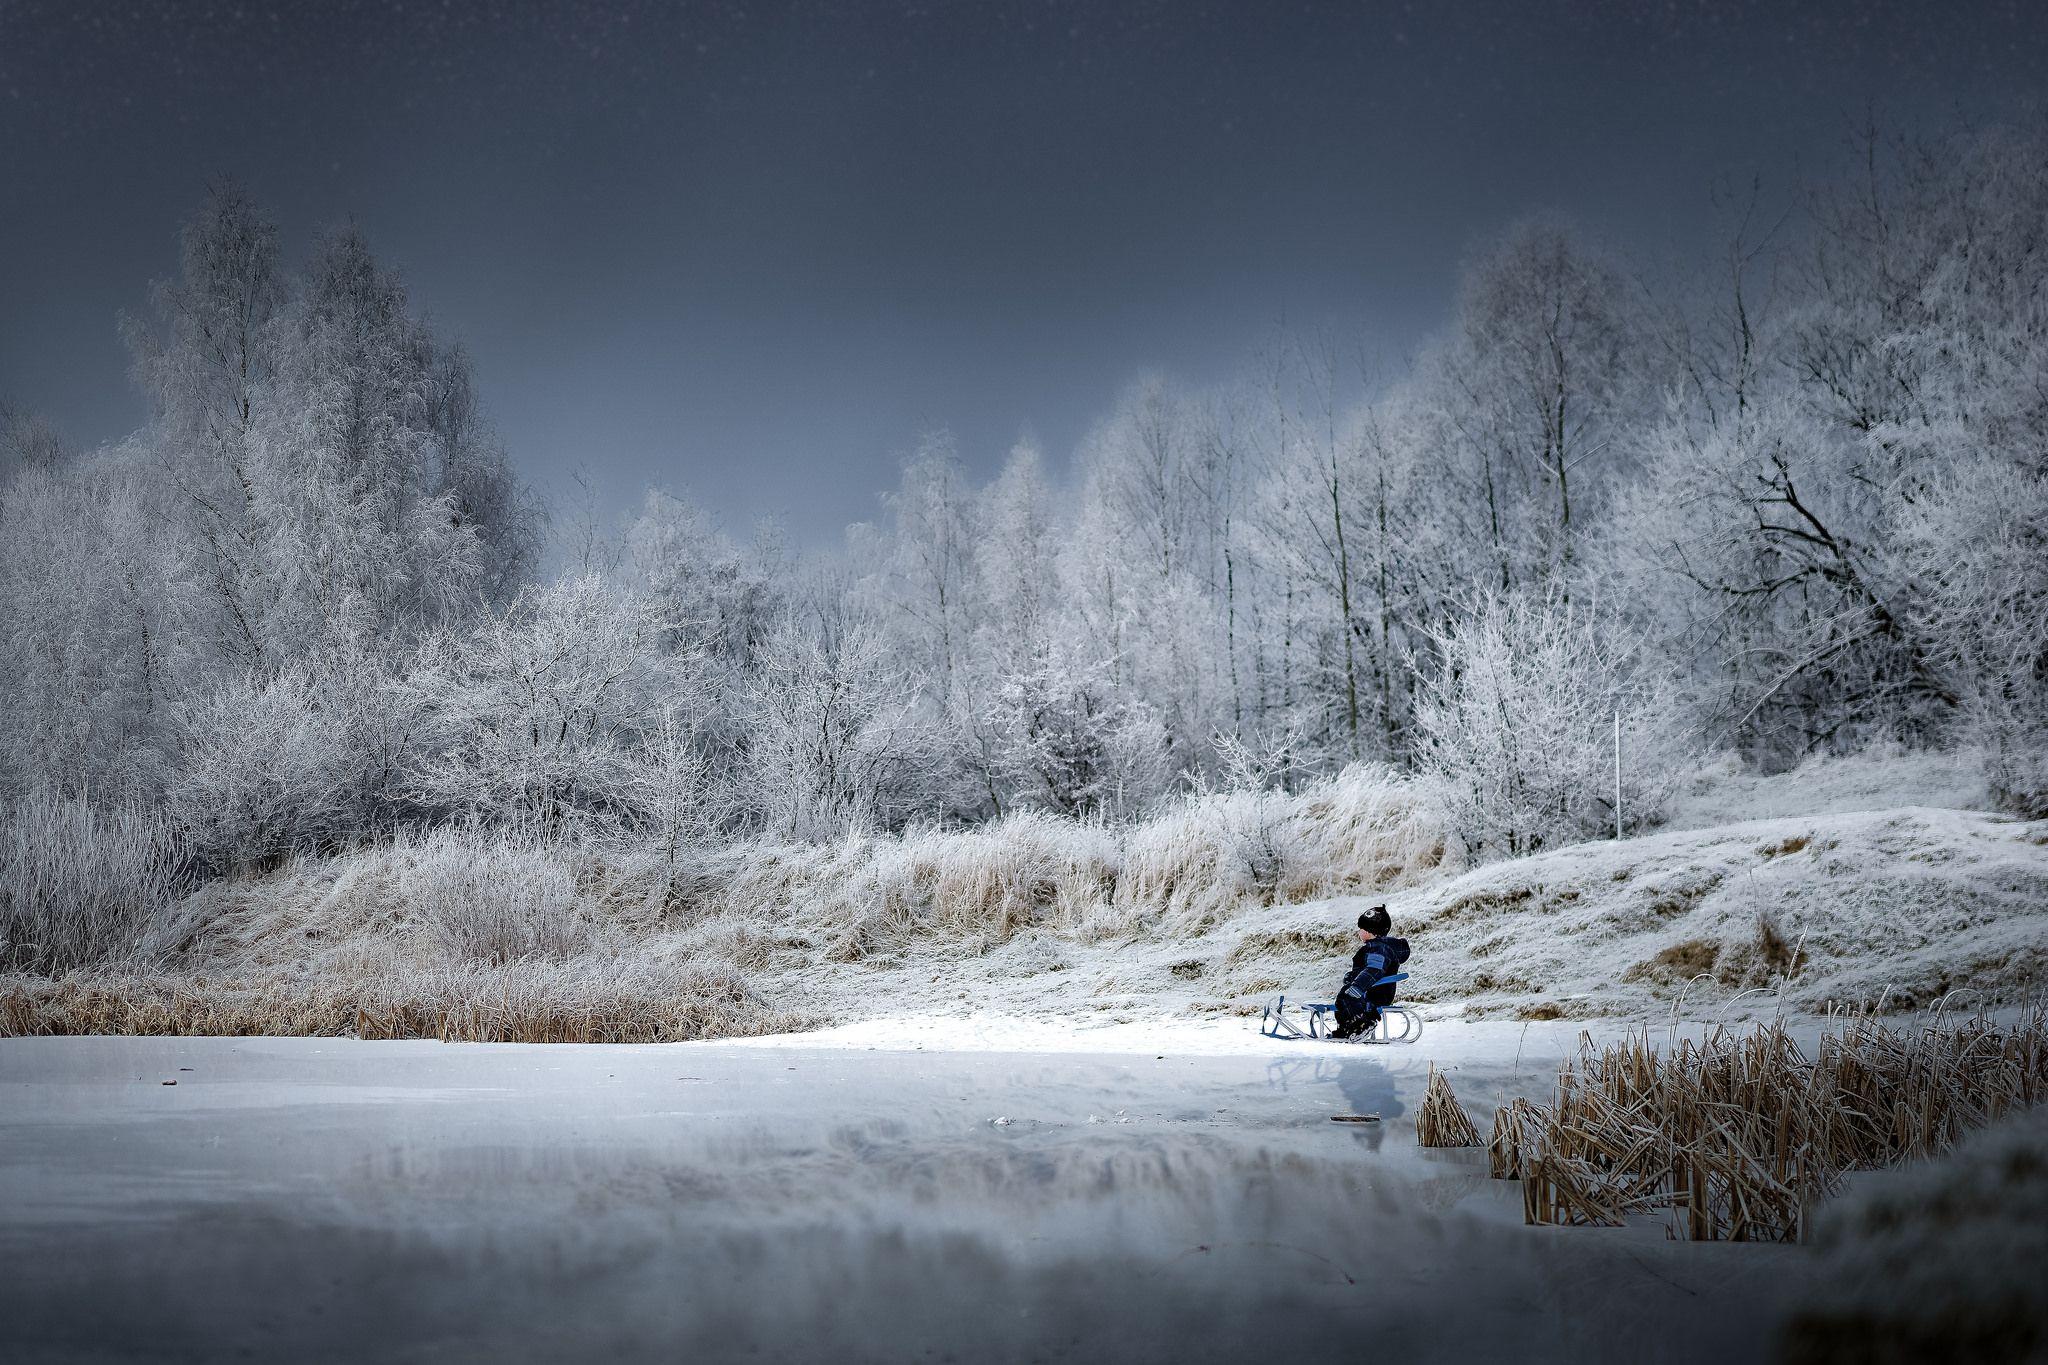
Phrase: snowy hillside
[
  {"left": 1662, "top": 745, "right": 1997, "bottom": 831},
  {"left": 770, "top": 803, "right": 2047, "bottom": 1030},
  {"left": 6, "top": 749, "right": 2042, "bottom": 1039},
  {"left": 1390, "top": 806, "right": 2048, "bottom": 1017}
]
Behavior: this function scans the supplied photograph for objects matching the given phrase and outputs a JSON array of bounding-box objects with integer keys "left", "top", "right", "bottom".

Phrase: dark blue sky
[{"left": 2, "top": 1, "right": 2042, "bottom": 543}]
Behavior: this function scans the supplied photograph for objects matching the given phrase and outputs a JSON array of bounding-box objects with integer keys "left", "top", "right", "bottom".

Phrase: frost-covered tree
[
  {"left": 740, "top": 619, "right": 935, "bottom": 840},
  {"left": 1413, "top": 592, "right": 1692, "bottom": 857},
  {"left": 979, "top": 643, "right": 1168, "bottom": 818},
  {"left": 949, "top": 441, "right": 1063, "bottom": 813},
  {"left": 255, "top": 226, "right": 487, "bottom": 655},
  {"left": 1894, "top": 458, "right": 2048, "bottom": 813},
  {"left": 869, "top": 432, "right": 979, "bottom": 707},
  {"left": 621, "top": 488, "right": 786, "bottom": 668},
  {"left": 1419, "top": 218, "right": 1644, "bottom": 593},
  {"left": 1064, "top": 376, "right": 1228, "bottom": 783},
  {"left": 1249, "top": 341, "right": 1437, "bottom": 765},
  {"left": 403, "top": 576, "right": 677, "bottom": 838},
  {"left": 420, "top": 343, "right": 543, "bottom": 607},
  {"left": 113, "top": 190, "right": 531, "bottom": 690},
  {"left": 0, "top": 400, "right": 69, "bottom": 480},
  {"left": 0, "top": 452, "right": 173, "bottom": 800},
  {"left": 121, "top": 178, "right": 286, "bottom": 677},
  {"left": 975, "top": 442, "right": 1060, "bottom": 663},
  {"left": 1778, "top": 123, "right": 2048, "bottom": 750},
  {"left": 1601, "top": 125, "right": 2048, "bottom": 765}
]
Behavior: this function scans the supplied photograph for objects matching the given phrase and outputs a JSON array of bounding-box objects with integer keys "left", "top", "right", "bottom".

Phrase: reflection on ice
[{"left": 0, "top": 1033, "right": 1815, "bottom": 1364}]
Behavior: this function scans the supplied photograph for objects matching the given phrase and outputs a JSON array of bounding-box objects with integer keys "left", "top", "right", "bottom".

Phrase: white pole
[{"left": 1613, "top": 709, "right": 1622, "bottom": 839}]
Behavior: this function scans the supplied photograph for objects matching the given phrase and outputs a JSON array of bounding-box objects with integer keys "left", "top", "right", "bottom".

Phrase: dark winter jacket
[{"left": 1339, "top": 935, "right": 1410, "bottom": 1008}]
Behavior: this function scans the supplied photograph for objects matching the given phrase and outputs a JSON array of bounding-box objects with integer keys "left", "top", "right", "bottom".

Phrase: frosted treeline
[{"left": 2, "top": 125, "right": 2043, "bottom": 889}]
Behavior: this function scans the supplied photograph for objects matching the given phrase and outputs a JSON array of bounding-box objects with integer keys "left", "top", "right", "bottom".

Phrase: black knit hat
[{"left": 1357, "top": 905, "right": 1391, "bottom": 936}]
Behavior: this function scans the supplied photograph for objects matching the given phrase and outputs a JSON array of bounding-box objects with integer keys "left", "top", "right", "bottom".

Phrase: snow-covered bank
[
  {"left": 1392, "top": 804, "right": 2048, "bottom": 1018},
  {"left": 0, "top": 1029, "right": 1815, "bottom": 1364},
  {"left": 1784, "top": 1102, "right": 2048, "bottom": 1361},
  {"left": 6, "top": 790, "right": 2041, "bottom": 1040},
  {"left": 753, "top": 803, "right": 2048, "bottom": 1031},
  {"left": 1, "top": 764, "right": 1453, "bottom": 1039}
]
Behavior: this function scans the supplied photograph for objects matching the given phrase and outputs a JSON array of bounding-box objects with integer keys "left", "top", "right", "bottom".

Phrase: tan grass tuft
[
  {"left": 1496, "top": 1008, "right": 2048, "bottom": 1241},
  {"left": 1416, "top": 1064, "right": 1484, "bottom": 1147},
  {"left": 1488, "top": 1097, "right": 1546, "bottom": 1179},
  {"left": 0, "top": 960, "right": 807, "bottom": 1044}
]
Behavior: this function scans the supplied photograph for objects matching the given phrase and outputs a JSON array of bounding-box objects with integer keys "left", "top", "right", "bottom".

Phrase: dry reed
[
  {"left": 0, "top": 961, "right": 807, "bottom": 1044},
  {"left": 711, "top": 764, "right": 1449, "bottom": 956},
  {"left": 1417, "top": 1064, "right": 1484, "bottom": 1147},
  {"left": 1491, "top": 1008, "right": 2048, "bottom": 1242},
  {"left": 1488, "top": 1097, "right": 1545, "bottom": 1179}
]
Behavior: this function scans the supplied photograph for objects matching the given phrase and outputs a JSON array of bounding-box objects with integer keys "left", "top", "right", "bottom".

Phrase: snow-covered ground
[
  {"left": 1, "top": 1026, "right": 1818, "bottom": 1365},
  {"left": 1663, "top": 743, "right": 1996, "bottom": 831},
  {"left": 756, "top": 801, "right": 2048, "bottom": 1032},
  {"left": 34, "top": 748, "right": 2034, "bottom": 1045}
]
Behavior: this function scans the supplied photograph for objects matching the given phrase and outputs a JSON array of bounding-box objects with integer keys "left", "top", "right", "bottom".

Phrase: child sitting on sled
[{"left": 1331, "top": 905, "right": 1410, "bottom": 1039}]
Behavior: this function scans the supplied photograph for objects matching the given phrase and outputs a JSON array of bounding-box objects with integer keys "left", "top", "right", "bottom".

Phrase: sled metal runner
[{"left": 1260, "top": 974, "right": 1421, "bottom": 1045}]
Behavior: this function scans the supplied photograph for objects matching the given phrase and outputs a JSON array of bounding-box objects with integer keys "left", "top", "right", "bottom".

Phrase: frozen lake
[{"left": 1, "top": 1022, "right": 1818, "bottom": 1363}]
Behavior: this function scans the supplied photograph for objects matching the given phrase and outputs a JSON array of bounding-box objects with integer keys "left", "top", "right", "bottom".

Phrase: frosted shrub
[
  {"left": 397, "top": 828, "right": 586, "bottom": 964},
  {"left": 979, "top": 648, "right": 1170, "bottom": 818},
  {"left": 1108, "top": 764, "right": 1451, "bottom": 936},
  {"left": 404, "top": 576, "right": 676, "bottom": 838},
  {"left": 740, "top": 620, "right": 937, "bottom": 840},
  {"left": 1, "top": 790, "right": 186, "bottom": 973},
  {"left": 1893, "top": 457, "right": 2048, "bottom": 816},
  {"left": 167, "top": 668, "right": 367, "bottom": 867},
  {"left": 1415, "top": 592, "right": 1691, "bottom": 859},
  {"left": 619, "top": 704, "right": 734, "bottom": 888}
]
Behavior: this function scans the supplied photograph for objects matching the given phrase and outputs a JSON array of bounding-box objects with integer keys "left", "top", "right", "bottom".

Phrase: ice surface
[{"left": 0, "top": 1027, "right": 1821, "bottom": 1364}]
